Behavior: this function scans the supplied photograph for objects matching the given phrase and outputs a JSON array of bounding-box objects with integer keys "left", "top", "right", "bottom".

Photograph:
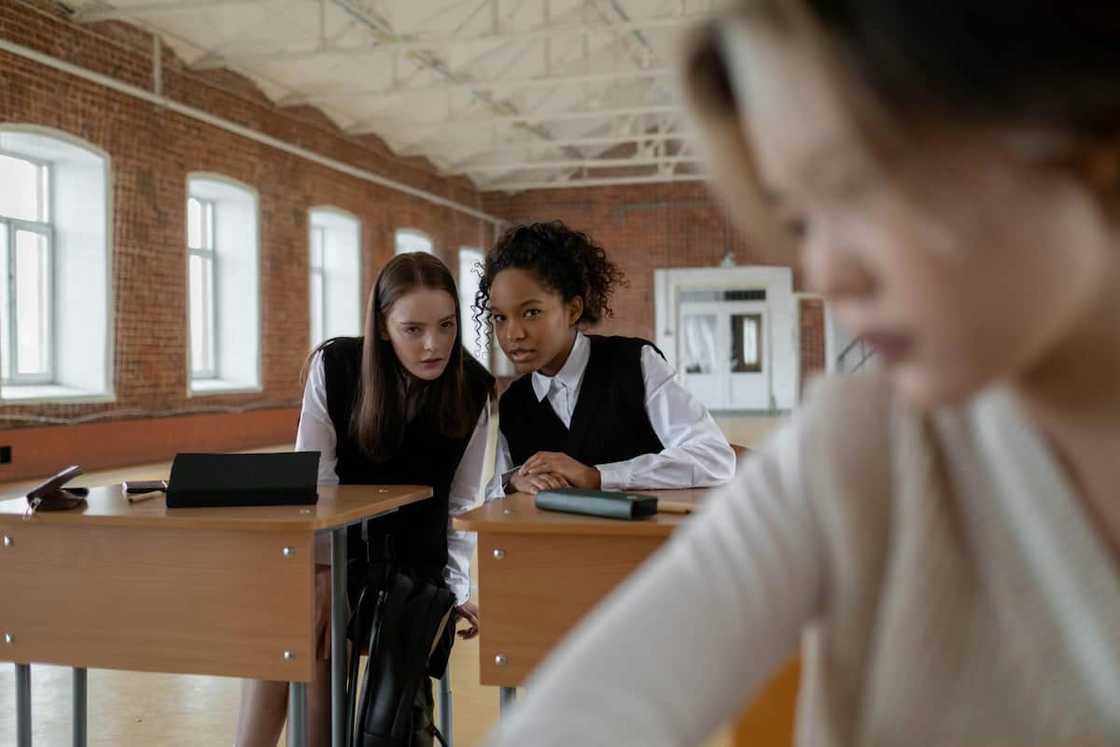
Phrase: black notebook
[{"left": 166, "top": 452, "right": 321, "bottom": 509}]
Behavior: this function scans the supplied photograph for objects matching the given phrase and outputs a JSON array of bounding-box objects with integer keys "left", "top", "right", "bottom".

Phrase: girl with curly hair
[{"left": 474, "top": 220, "right": 735, "bottom": 497}]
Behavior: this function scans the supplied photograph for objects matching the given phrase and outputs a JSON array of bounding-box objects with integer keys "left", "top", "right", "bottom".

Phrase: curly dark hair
[{"left": 472, "top": 221, "right": 626, "bottom": 336}]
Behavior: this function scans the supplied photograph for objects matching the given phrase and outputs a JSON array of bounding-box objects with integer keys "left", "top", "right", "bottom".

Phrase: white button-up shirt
[
  {"left": 488, "top": 333, "right": 736, "bottom": 496},
  {"left": 297, "top": 352, "right": 488, "bottom": 604}
]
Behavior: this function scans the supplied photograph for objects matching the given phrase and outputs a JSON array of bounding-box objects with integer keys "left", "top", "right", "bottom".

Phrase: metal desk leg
[
  {"left": 16, "top": 663, "right": 31, "bottom": 747},
  {"left": 439, "top": 669, "right": 453, "bottom": 746},
  {"left": 73, "top": 667, "right": 87, "bottom": 747},
  {"left": 330, "top": 527, "right": 348, "bottom": 747},
  {"left": 288, "top": 682, "right": 308, "bottom": 747},
  {"left": 499, "top": 686, "right": 516, "bottom": 718}
]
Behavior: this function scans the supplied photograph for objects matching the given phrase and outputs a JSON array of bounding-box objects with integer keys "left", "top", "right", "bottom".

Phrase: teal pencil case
[{"left": 535, "top": 488, "right": 658, "bottom": 520}]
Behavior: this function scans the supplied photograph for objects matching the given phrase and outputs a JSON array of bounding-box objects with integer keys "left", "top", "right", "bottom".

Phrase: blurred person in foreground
[{"left": 484, "top": 1, "right": 1120, "bottom": 745}]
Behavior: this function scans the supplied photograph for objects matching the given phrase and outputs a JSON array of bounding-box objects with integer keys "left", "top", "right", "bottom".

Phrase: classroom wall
[
  {"left": 481, "top": 185, "right": 824, "bottom": 388},
  {"left": 0, "top": 1, "right": 824, "bottom": 481},
  {"left": 481, "top": 183, "right": 808, "bottom": 339},
  {"left": 799, "top": 297, "right": 827, "bottom": 394},
  {"left": 655, "top": 266, "right": 800, "bottom": 411},
  {"left": 0, "top": 0, "right": 496, "bottom": 479}
]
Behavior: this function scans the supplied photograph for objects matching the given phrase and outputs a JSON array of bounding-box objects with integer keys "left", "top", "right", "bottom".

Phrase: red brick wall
[
  {"left": 0, "top": 408, "right": 300, "bottom": 482},
  {"left": 799, "top": 298, "right": 826, "bottom": 396},
  {"left": 481, "top": 182, "right": 804, "bottom": 342},
  {"left": 0, "top": 1, "right": 498, "bottom": 477},
  {"left": 0, "top": 1, "right": 823, "bottom": 479},
  {"left": 482, "top": 185, "right": 823, "bottom": 406}
]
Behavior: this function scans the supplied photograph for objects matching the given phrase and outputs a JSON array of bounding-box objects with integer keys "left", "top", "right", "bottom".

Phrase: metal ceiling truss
[
  {"left": 330, "top": 0, "right": 593, "bottom": 167},
  {"left": 279, "top": 67, "right": 672, "bottom": 106},
  {"left": 186, "top": 11, "right": 707, "bottom": 70},
  {"left": 349, "top": 103, "right": 678, "bottom": 135},
  {"left": 483, "top": 170, "right": 708, "bottom": 193},
  {"left": 71, "top": 0, "right": 714, "bottom": 190},
  {"left": 73, "top": 0, "right": 293, "bottom": 22},
  {"left": 460, "top": 153, "right": 701, "bottom": 174},
  {"left": 446, "top": 130, "right": 691, "bottom": 164}
]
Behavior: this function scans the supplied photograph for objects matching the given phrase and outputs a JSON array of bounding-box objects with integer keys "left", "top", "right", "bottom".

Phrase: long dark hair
[
  {"left": 308, "top": 252, "right": 487, "bottom": 461},
  {"left": 472, "top": 221, "right": 626, "bottom": 337}
]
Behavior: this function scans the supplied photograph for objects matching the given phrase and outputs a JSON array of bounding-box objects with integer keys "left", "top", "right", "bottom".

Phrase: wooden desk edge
[
  {"left": 454, "top": 488, "right": 713, "bottom": 538},
  {"left": 0, "top": 485, "right": 434, "bottom": 532},
  {"left": 452, "top": 516, "right": 681, "bottom": 537}
]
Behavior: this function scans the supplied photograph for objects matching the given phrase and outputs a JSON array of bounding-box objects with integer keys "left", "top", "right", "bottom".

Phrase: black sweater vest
[
  {"left": 499, "top": 335, "right": 664, "bottom": 468},
  {"left": 319, "top": 337, "right": 492, "bottom": 580}
]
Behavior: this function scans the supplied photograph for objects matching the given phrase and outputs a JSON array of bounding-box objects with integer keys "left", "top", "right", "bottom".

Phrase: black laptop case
[{"left": 166, "top": 452, "right": 321, "bottom": 508}]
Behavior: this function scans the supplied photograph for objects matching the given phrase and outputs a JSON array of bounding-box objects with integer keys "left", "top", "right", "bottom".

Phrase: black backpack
[{"left": 345, "top": 556, "right": 457, "bottom": 747}]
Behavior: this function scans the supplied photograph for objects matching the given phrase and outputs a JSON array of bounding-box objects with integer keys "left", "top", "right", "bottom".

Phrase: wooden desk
[
  {"left": 0, "top": 482, "right": 431, "bottom": 747},
  {"left": 454, "top": 489, "right": 702, "bottom": 697},
  {"left": 456, "top": 489, "right": 800, "bottom": 747}
]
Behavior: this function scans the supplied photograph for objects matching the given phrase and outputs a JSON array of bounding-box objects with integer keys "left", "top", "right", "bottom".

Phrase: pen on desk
[
  {"left": 657, "top": 500, "right": 694, "bottom": 515},
  {"left": 127, "top": 491, "right": 162, "bottom": 504}
]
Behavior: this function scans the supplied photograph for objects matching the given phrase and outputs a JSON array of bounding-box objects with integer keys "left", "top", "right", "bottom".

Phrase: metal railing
[{"left": 836, "top": 337, "right": 876, "bottom": 374}]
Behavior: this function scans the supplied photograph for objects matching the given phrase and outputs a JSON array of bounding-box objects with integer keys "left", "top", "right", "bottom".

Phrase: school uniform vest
[
  {"left": 320, "top": 336, "right": 492, "bottom": 581},
  {"left": 499, "top": 335, "right": 665, "bottom": 468}
]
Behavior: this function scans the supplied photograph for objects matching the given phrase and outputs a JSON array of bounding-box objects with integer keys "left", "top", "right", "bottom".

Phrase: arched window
[
  {"left": 309, "top": 207, "right": 362, "bottom": 347},
  {"left": 187, "top": 174, "right": 260, "bottom": 394},
  {"left": 0, "top": 126, "right": 111, "bottom": 402},
  {"left": 394, "top": 228, "right": 433, "bottom": 255}
]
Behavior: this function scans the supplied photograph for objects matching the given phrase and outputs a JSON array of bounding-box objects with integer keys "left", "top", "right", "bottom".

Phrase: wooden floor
[
  {"left": 0, "top": 638, "right": 503, "bottom": 746},
  {"left": 0, "top": 452, "right": 739, "bottom": 746}
]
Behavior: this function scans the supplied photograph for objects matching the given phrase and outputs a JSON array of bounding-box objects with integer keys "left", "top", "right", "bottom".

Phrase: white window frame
[
  {"left": 187, "top": 196, "right": 218, "bottom": 380},
  {"left": 1, "top": 149, "right": 55, "bottom": 386},
  {"left": 395, "top": 227, "right": 433, "bottom": 255},
  {"left": 0, "top": 126, "right": 114, "bottom": 405},
  {"left": 309, "top": 223, "right": 326, "bottom": 346},
  {"left": 308, "top": 206, "right": 363, "bottom": 348},
  {"left": 186, "top": 173, "right": 261, "bottom": 396}
]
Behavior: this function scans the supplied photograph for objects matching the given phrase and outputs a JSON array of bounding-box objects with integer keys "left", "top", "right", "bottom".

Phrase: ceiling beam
[
  {"left": 280, "top": 67, "right": 672, "bottom": 106},
  {"left": 480, "top": 172, "right": 708, "bottom": 192},
  {"left": 349, "top": 104, "right": 680, "bottom": 135},
  {"left": 458, "top": 154, "right": 702, "bottom": 174},
  {"left": 0, "top": 35, "right": 500, "bottom": 222},
  {"left": 444, "top": 131, "right": 691, "bottom": 162},
  {"left": 329, "top": 0, "right": 591, "bottom": 166},
  {"left": 190, "top": 12, "right": 707, "bottom": 69},
  {"left": 589, "top": 0, "right": 657, "bottom": 71},
  {"left": 74, "top": 0, "right": 288, "bottom": 22}
]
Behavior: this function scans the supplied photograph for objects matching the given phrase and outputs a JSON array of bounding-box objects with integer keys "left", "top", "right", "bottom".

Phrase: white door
[{"left": 677, "top": 300, "right": 772, "bottom": 411}]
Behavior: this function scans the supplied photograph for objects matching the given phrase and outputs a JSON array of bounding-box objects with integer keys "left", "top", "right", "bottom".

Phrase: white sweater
[{"left": 485, "top": 374, "right": 1120, "bottom": 746}]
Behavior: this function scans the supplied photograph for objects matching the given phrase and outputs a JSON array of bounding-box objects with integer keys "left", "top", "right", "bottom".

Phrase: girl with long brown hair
[{"left": 238, "top": 251, "right": 493, "bottom": 747}]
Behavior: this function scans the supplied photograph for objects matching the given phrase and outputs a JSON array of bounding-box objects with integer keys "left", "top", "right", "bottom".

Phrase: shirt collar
[{"left": 531, "top": 332, "right": 590, "bottom": 402}]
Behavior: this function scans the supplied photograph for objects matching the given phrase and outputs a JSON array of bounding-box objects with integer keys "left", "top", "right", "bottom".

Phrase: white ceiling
[{"left": 66, "top": 0, "right": 723, "bottom": 192}]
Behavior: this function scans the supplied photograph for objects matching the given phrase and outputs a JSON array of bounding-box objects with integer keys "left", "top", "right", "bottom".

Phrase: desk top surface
[
  {"left": 453, "top": 487, "right": 713, "bottom": 537},
  {"left": 0, "top": 483, "right": 432, "bottom": 532}
]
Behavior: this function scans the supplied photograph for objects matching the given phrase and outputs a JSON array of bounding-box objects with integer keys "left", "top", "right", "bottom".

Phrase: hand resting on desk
[
  {"left": 519, "top": 451, "right": 601, "bottom": 490},
  {"left": 510, "top": 470, "right": 571, "bottom": 495}
]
